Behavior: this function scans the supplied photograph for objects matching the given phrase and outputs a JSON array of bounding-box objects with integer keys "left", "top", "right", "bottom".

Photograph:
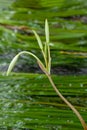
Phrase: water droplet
[
  {"left": 80, "top": 83, "right": 83, "bottom": 87},
  {"left": 13, "top": 111, "right": 18, "bottom": 114},
  {"left": 4, "top": 102, "right": 11, "bottom": 108},
  {"left": 28, "top": 11, "right": 32, "bottom": 14},
  {"left": 85, "top": 89, "right": 87, "bottom": 92},
  {"left": 69, "top": 83, "right": 72, "bottom": 87},
  {"left": 81, "top": 108, "right": 86, "bottom": 112},
  {"left": 8, "top": 89, "right": 12, "bottom": 93},
  {"left": 15, "top": 120, "right": 24, "bottom": 127},
  {"left": 15, "top": 84, "right": 20, "bottom": 89},
  {"left": 1, "top": 38, "right": 5, "bottom": 41},
  {"left": 67, "top": 119, "right": 74, "bottom": 124},
  {"left": 49, "top": 43, "right": 54, "bottom": 46},
  {"left": 47, "top": 115, "right": 50, "bottom": 118},
  {"left": 16, "top": 103, "right": 23, "bottom": 108},
  {"left": 2, "top": 122, "right": 6, "bottom": 125}
]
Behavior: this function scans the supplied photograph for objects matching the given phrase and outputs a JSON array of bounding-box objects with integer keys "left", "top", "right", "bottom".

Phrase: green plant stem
[
  {"left": 42, "top": 49, "right": 48, "bottom": 69},
  {"left": 38, "top": 61, "right": 87, "bottom": 130},
  {"left": 47, "top": 44, "right": 51, "bottom": 74},
  {"left": 46, "top": 73, "right": 87, "bottom": 130}
]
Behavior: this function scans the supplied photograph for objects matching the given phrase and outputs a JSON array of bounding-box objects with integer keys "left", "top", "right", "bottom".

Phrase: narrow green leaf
[
  {"left": 6, "top": 51, "right": 45, "bottom": 76},
  {"left": 32, "top": 30, "right": 43, "bottom": 50},
  {"left": 6, "top": 54, "right": 19, "bottom": 76},
  {"left": 45, "top": 19, "right": 49, "bottom": 43}
]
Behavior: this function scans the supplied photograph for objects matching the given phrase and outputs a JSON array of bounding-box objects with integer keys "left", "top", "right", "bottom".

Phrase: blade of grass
[
  {"left": 33, "top": 30, "right": 48, "bottom": 69},
  {"left": 45, "top": 19, "right": 51, "bottom": 74},
  {"left": 45, "top": 19, "right": 49, "bottom": 43},
  {"left": 6, "top": 54, "right": 19, "bottom": 76},
  {"left": 32, "top": 30, "right": 43, "bottom": 50},
  {"left": 6, "top": 51, "right": 45, "bottom": 76}
]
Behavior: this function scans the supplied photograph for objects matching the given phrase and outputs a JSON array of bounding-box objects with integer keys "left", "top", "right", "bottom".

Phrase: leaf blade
[
  {"left": 32, "top": 30, "right": 43, "bottom": 50},
  {"left": 6, "top": 54, "right": 19, "bottom": 76},
  {"left": 45, "top": 19, "right": 49, "bottom": 43}
]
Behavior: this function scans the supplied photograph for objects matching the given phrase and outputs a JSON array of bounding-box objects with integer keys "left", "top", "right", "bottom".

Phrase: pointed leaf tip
[
  {"left": 6, "top": 54, "right": 19, "bottom": 76},
  {"left": 45, "top": 19, "right": 49, "bottom": 43},
  {"left": 32, "top": 30, "right": 43, "bottom": 50}
]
